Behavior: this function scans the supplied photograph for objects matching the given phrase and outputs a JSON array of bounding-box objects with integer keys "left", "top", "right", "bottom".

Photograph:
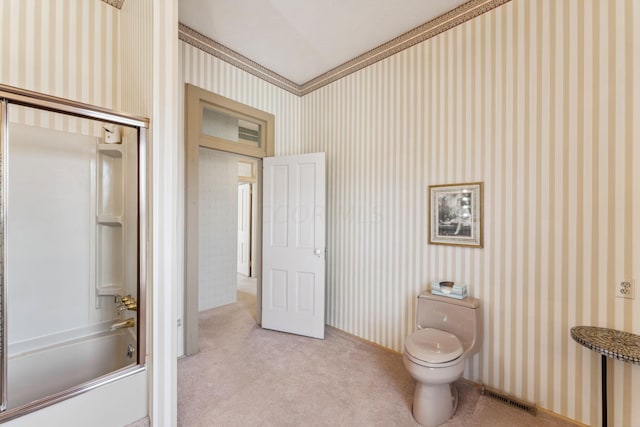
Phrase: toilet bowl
[{"left": 403, "top": 292, "right": 481, "bottom": 427}]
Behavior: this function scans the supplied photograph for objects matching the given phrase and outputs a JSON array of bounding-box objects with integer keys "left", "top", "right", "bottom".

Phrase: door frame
[
  {"left": 185, "top": 84, "right": 274, "bottom": 356},
  {"left": 236, "top": 182, "right": 253, "bottom": 277},
  {"left": 237, "top": 159, "right": 257, "bottom": 277}
]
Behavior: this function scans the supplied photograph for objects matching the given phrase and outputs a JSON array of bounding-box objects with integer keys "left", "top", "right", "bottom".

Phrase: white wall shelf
[
  {"left": 97, "top": 143, "right": 123, "bottom": 158},
  {"left": 97, "top": 285, "right": 123, "bottom": 297},
  {"left": 97, "top": 215, "right": 123, "bottom": 225},
  {"left": 96, "top": 138, "right": 126, "bottom": 297}
]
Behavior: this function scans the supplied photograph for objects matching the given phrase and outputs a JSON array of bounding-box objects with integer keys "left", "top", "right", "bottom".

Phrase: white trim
[
  {"left": 177, "top": 0, "right": 511, "bottom": 96},
  {"left": 8, "top": 320, "right": 116, "bottom": 358},
  {"left": 151, "top": 0, "right": 179, "bottom": 425}
]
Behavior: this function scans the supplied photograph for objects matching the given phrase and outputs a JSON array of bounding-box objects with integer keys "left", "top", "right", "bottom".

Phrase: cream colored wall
[
  {"left": 0, "top": 0, "right": 119, "bottom": 135},
  {"left": 5, "top": 0, "right": 638, "bottom": 426},
  {"left": 120, "top": 0, "right": 152, "bottom": 117},
  {"left": 176, "top": 1, "right": 640, "bottom": 424},
  {"left": 0, "top": 0, "right": 119, "bottom": 109},
  {"left": 0, "top": 0, "right": 152, "bottom": 118},
  {"left": 301, "top": 0, "right": 639, "bottom": 425}
]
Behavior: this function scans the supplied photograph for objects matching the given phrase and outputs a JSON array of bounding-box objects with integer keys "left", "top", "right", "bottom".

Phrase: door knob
[{"left": 314, "top": 248, "right": 322, "bottom": 257}]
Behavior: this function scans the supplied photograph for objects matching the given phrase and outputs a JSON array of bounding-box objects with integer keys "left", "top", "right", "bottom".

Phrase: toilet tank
[{"left": 415, "top": 291, "right": 482, "bottom": 355}]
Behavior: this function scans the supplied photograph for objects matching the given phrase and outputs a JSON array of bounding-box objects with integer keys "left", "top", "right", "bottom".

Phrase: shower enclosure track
[{"left": 0, "top": 84, "right": 149, "bottom": 421}]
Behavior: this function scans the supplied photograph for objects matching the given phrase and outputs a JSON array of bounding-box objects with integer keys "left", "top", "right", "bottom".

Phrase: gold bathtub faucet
[
  {"left": 110, "top": 317, "right": 135, "bottom": 331},
  {"left": 115, "top": 294, "right": 138, "bottom": 312}
]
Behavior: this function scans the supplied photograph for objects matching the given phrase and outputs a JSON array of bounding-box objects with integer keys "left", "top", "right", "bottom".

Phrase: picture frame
[{"left": 428, "top": 182, "right": 483, "bottom": 248}]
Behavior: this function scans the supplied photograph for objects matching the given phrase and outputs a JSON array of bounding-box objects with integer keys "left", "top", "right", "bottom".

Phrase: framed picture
[{"left": 428, "top": 182, "right": 483, "bottom": 248}]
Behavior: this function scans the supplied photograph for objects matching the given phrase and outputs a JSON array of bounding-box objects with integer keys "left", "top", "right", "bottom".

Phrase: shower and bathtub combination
[{"left": 0, "top": 85, "right": 148, "bottom": 421}]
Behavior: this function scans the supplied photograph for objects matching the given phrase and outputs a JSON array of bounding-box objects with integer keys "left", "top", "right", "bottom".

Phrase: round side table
[{"left": 570, "top": 326, "right": 640, "bottom": 427}]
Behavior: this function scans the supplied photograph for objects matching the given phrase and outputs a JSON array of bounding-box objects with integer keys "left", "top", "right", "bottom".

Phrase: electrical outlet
[{"left": 615, "top": 280, "right": 635, "bottom": 299}]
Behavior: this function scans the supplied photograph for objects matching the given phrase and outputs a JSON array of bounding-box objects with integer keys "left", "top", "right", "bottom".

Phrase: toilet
[{"left": 403, "top": 291, "right": 482, "bottom": 427}]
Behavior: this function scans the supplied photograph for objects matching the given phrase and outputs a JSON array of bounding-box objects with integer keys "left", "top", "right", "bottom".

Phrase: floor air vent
[{"left": 481, "top": 385, "right": 537, "bottom": 416}]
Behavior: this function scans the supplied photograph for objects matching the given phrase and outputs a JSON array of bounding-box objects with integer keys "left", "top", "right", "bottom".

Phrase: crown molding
[
  {"left": 101, "top": 0, "right": 125, "bottom": 9},
  {"left": 300, "top": 0, "right": 511, "bottom": 95},
  {"left": 178, "top": 0, "right": 511, "bottom": 97},
  {"left": 178, "top": 24, "right": 303, "bottom": 96}
]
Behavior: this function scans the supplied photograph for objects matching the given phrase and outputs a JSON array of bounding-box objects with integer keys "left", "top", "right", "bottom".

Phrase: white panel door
[
  {"left": 237, "top": 183, "right": 251, "bottom": 276},
  {"left": 262, "top": 153, "right": 326, "bottom": 339}
]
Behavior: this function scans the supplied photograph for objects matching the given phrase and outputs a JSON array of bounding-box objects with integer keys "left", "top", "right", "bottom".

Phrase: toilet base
[{"left": 412, "top": 382, "right": 458, "bottom": 427}]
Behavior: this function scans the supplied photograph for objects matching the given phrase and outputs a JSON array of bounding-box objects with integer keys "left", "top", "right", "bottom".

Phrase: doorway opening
[
  {"left": 197, "top": 149, "right": 259, "bottom": 314},
  {"left": 237, "top": 170, "right": 258, "bottom": 300},
  {"left": 237, "top": 183, "right": 252, "bottom": 278},
  {"left": 184, "top": 84, "right": 274, "bottom": 356},
  {"left": 236, "top": 159, "right": 257, "bottom": 280}
]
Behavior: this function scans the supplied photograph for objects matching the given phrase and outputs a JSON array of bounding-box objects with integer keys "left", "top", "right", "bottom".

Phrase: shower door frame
[{"left": 0, "top": 84, "right": 149, "bottom": 421}]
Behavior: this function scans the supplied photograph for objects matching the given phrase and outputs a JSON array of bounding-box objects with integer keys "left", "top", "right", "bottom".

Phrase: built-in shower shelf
[
  {"left": 97, "top": 143, "right": 123, "bottom": 158},
  {"left": 96, "top": 138, "right": 126, "bottom": 301},
  {"left": 97, "top": 285, "right": 123, "bottom": 297},
  {"left": 97, "top": 215, "right": 123, "bottom": 225}
]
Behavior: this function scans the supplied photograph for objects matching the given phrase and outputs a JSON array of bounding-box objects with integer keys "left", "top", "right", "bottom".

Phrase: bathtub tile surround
[{"left": 8, "top": 330, "right": 136, "bottom": 409}]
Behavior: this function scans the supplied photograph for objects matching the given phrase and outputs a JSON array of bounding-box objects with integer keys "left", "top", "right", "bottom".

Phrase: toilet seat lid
[{"left": 405, "top": 328, "right": 463, "bottom": 364}]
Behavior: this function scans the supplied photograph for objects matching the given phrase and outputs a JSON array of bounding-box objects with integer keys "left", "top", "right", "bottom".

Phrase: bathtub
[{"left": 7, "top": 328, "right": 137, "bottom": 410}]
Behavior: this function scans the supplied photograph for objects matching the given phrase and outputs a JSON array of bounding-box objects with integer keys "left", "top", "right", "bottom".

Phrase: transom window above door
[
  {"left": 202, "top": 106, "right": 262, "bottom": 148},
  {"left": 188, "top": 84, "right": 274, "bottom": 159}
]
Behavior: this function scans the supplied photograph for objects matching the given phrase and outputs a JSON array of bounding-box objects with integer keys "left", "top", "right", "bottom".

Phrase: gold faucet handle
[{"left": 110, "top": 317, "right": 135, "bottom": 331}]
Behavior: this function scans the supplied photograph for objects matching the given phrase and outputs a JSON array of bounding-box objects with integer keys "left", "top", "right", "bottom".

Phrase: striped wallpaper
[
  {"left": 0, "top": 0, "right": 118, "bottom": 109},
  {"left": 0, "top": 0, "right": 152, "bottom": 119},
  {"left": 5, "top": 0, "right": 636, "bottom": 425},
  {"left": 0, "top": 0, "right": 119, "bottom": 134},
  {"left": 119, "top": 0, "right": 152, "bottom": 117},
  {"left": 300, "top": 0, "right": 639, "bottom": 425},
  {"left": 179, "top": 40, "right": 302, "bottom": 156}
]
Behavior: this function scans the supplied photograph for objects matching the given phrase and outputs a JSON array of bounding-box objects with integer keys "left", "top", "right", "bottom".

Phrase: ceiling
[{"left": 179, "top": 0, "right": 470, "bottom": 86}]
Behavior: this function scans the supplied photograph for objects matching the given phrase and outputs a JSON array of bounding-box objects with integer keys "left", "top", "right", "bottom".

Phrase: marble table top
[{"left": 571, "top": 326, "right": 640, "bottom": 365}]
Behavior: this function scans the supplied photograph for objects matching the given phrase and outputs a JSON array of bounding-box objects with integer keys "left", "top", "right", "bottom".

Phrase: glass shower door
[{"left": 0, "top": 98, "right": 145, "bottom": 416}]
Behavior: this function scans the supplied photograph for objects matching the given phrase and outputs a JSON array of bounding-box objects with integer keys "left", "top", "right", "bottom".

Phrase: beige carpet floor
[
  {"left": 178, "top": 289, "right": 578, "bottom": 427},
  {"left": 236, "top": 273, "right": 257, "bottom": 296}
]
